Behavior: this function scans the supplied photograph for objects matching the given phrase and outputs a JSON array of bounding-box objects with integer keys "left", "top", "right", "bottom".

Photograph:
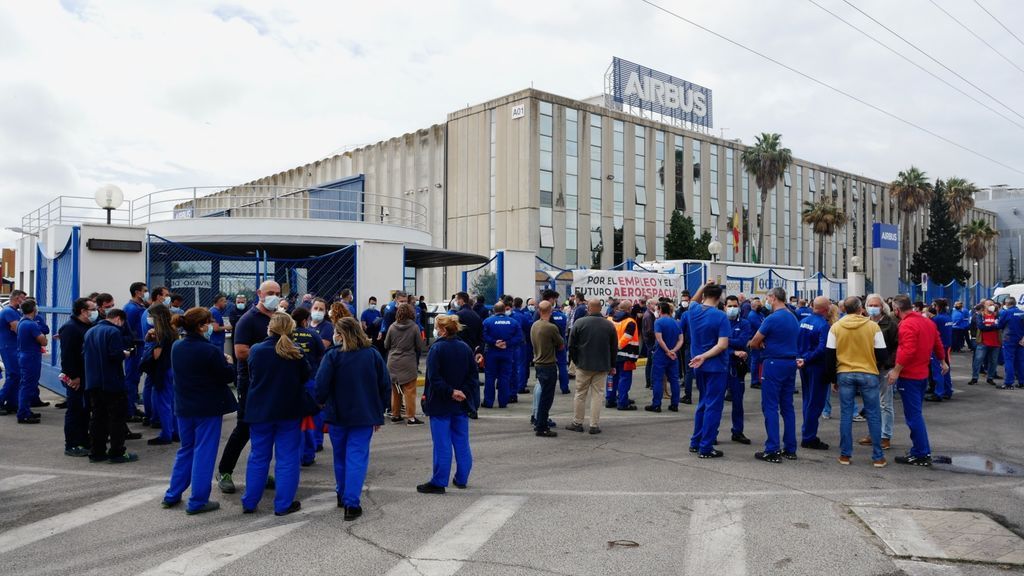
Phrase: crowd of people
[{"left": 1, "top": 280, "right": 1023, "bottom": 519}]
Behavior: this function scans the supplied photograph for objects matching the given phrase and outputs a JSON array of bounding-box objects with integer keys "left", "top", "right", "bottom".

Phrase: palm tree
[
  {"left": 802, "top": 197, "right": 847, "bottom": 274},
  {"left": 960, "top": 219, "right": 998, "bottom": 272},
  {"left": 741, "top": 133, "right": 792, "bottom": 263},
  {"left": 944, "top": 176, "right": 977, "bottom": 223},
  {"left": 889, "top": 166, "right": 933, "bottom": 278}
]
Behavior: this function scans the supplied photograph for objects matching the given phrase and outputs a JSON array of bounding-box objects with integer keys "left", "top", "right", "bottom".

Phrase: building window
[
  {"left": 634, "top": 125, "right": 646, "bottom": 261},
  {"left": 741, "top": 169, "right": 749, "bottom": 261},
  {"left": 590, "top": 114, "right": 603, "bottom": 267},
  {"left": 673, "top": 134, "right": 685, "bottom": 213},
  {"left": 783, "top": 168, "right": 791, "bottom": 265},
  {"left": 539, "top": 101, "right": 554, "bottom": 261},
  {"left": 613, "top": 120, "right": 625, "bottom": 264},
  {"left": 796, "top": 166, "right": 803, "bottom": 267},
  {"left": 655, "top": 131, "right": 666, "bottom": 259},
  {"left": 709, "top": 144, "right": 720, "bottom": 220},
  {"left": 692, "top": 139, "right": 702, "bottom": 231},
  {"left": 403, "top": 266, "right": 416, "bottom": 295},
  {"left": 489, "top": 109, "right": 496, "bottom": 251},
  {"left": 565, "top": 108, "right": 579, "bottom": 267},
  {"left": 725, "top": 148, "right": 734, "bottom": 261}
]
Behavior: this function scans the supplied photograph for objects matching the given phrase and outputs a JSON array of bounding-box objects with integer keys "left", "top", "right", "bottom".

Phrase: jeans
[
  {"left": 242, "top": 419, "right": 302, "bottom": 514},
  {"left": 556, "top": 349, "right": 570, "bottom": 394},
  {"left": 650, "top": 353, "right": 680, "bottom": 408},
  {"left": 972, "top": 344, "right": 999, "bottom": 380},
  {"left": 690, "top": 370, "right": 727, "bottom": 454},
  {"left": 89, "top": 389, "right": 128, "bottom": 458},
  {"left": 534, "top": 365, "right": 557, "bottom": 430},
  {"left": 0, "top": 346, "right": 20, "bottom": 409},
  {"left": 429, "top": 413, "right": 472, "bottom": 487},
  {"left": 896, "top": 377, "right": 931, "bottom": 457},
  {"left": 64, "top": 383, "right": 90, "bottom": 449},
  {"left": 165, "top": 416, "right": 222, "bottom": 511},
  {"left": 644, "top": 346, "right": 654, "bottom": 388},
  {"left": 761, "top": 358, "right": 797, "bottom": 454},
  {"left": 799, "top": 365, "right": 829, "bottom": 443},
  {"left": 838, "top": 372, "right": 883, "bottom": 461},
  {"left": 879, "top": 372, "right": 894, "bottom": 440},
  {"left": 328, "top": 424, "right": 374, "bottom": 508},
  {"left": 17, "top": 353, "right": 42, "bottom": 419}
]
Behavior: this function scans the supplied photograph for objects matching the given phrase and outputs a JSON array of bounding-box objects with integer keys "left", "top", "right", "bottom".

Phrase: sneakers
[
  {"left": 895, "top": 455, "right": 932, "bottom": 467},
  {"left": 699, "top": 449, "right": 724, "bottom": 459},
  {"left": 967, "top": 379, "right": 977, "bottom": 386},
  {"left": 453, "top": 481, "right": 467, "bottom": 489},
  {"left": 858, "top": 437, "right": 892, "bottom": 450},
  {"left": 801, "top": 438, "right": 829, "bottom": 450},
  {"left": 64, "top": 446, "right": 90, "bottom": 457},
  {"left": 837, "top": 455, "right": 851, "bottom": 465},
  {"left": 417, "top": 482, "right": 446, "bottom": 495},
  {"left": 667, "top": 404, "right": 679, "bottom": 412},
  {"left": 406, "top": 418, "right": 425, "bottom": 426},
  {"left": 680, "top": 396, "right": 693, "bottom": 405},
  {"left": 108, "top": 453, "right": 139, "bottom": 464},
  {"left": 924, "top": 393, "right": 942, "bottom": 402},
  {"left": 17, "top": 417, "right": 41, "bottom": 424},
  {"left": 852, "top": 414, "right": 866, "bottom": 422},
  {"left": 147, "top": 437, "right": 173, "bottom": 446},
  {"left": 605, "top": 400, "right": 617, "bottom": 409},
  {"left": 187, "top": 501, "right": 221, "bottom": 515},
  {"left": 217, "top": 473, "right": 236, "bottom": 494},
  {"left": 343, "top": 506, "right": 363, "bottom": 521},
  {"left": 873, "top": 458, "right": 888, "bottom": 468},
  {"left": 781, "top": 451, "right": 798, "bottom": 460},
  {"left": 125, "top": 431, "right": 143, "bottom": 440},
  {"left": 161, "top": 499, "right": 180, "bottom": 509},
  {"left": 731, "top": 433, "right": 752, "bottom": 445},
  {"left": 821, "top": 413, "right": 832, "bottom": 420},
  {"left": 755, "top": 451, "right": 782, "bottom": 463},
  {"left": 566, "top": 423, "right": 585, "bottom": 433},
  {"left": 274, "top": 501, "right": 301, "bottom": 516},
  {"left": 390, "top": 416, "right": 403, "bottom": 423},
  {"left": 617, "top": 405, "right": 638, "bottom": 411},
  {"left": 588, "top": 426, "right": 602, "bottom": 435},
  {"left": 644, "top": 405, "right": 661, "bottom": 413},
  {"left": 535, "top": 429, "right": 558, "bottom": 438}
]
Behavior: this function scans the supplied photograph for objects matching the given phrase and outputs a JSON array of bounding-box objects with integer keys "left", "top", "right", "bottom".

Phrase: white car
[{"left": 992, "top": 284, "right": 1024, "bottom": 309}]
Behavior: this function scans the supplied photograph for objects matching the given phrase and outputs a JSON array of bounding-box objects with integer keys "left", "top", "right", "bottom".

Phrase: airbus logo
[
  {"left": 624, "top": 71, "right": 708, "bottom": 117},
  {"left": 880, "top": 232, "right": 898, "bottom": 242}
]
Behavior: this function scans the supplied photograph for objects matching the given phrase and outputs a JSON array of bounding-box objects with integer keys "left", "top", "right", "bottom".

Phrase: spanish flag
[{"left": 732, "top": 210, "right": 741, "bottom": 254}]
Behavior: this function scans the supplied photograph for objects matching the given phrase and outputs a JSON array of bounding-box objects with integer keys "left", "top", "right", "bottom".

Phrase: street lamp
[
  {"left": 94, "top": 185, "right": 124, "bottom": 225},
  {"left": 850, "top": 255, "right": 862, "bottom": 272},
  {"left": 708, "top": 239, "right": 723, "bottom": 263}
]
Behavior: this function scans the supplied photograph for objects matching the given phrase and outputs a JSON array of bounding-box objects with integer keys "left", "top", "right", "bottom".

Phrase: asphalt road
[{"left": 1, "top": 351, "right": 1022, "bottom": 576}]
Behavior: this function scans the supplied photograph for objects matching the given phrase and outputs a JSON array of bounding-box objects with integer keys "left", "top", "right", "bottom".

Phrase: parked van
[{"left": 993, "top": 284, "right": 1024, "bottom": 309}]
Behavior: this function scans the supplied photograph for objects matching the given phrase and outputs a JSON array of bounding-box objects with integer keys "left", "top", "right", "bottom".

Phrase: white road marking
[
  {"left": 684, "top": 499, "right": 746, "bottom": 576},
  {"left": 138, "top": 521, "right": 308, "bottom": 576},
  {"left": 0, "top": 486, "right": 161, "bottom": 554},
  {"left": 384, "top": 495, "right": 527, "bottom": 576},
  {"left": 0, "top": 474, "right": 57, "bottom": 492},
  {"left": 893, "top": 559, "right": 963, "bottom": 575}
]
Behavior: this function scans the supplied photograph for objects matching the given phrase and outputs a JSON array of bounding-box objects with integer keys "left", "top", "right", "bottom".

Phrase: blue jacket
[
  {"left": 951, "top": 309, "right": 970, "bottom": 330},
  {"left": 455, "top": 305, "right": 483, "bottom": 352},
  {"left": 998, "top": 307, "right": 1024, "bottom": 342},
  {"left": 83, "top": 320, "right": 127, "bottom": 392},
  {"left": 171, "top": 334, "right": 238, "bottom": 418},
  {"left": 796, "top": 306, "right": 813, "bottom": 321},
  {"left": 797, "top": 313, "right": 831, "bottom": 368},
  {"left": 728, "top": 317, "right": 753, "bottom": 352},
  {"left": 932, "top": 313, "right": 954, "bottom": 348},
  {"left": 244, "top": 336, "right": 310, "bottom": 423},
  {"left": 514, "top": 308, "right": 535, "bottom": 349},
  {"left": 483, "top": 314, "right": 523, "bottom": 355},
  {"left": 314, "top": 345, "right": 389, "bottom": 427},
  {"left": 123, "top": 300, "right": 146, "bottom": 342},
  {"left": 209, "top": 306, "right": 227, "bottom": 350},
  {"left": 424, "top": 336, "right": 479, "bottom": 416}
]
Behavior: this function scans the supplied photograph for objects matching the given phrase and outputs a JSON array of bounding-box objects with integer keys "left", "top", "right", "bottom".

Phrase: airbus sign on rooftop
[{"left": 609, "top": 57, "right": 713, "bottom": 129}]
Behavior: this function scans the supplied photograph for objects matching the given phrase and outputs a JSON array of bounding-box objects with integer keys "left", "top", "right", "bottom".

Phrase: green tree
[
  {"left": 666, "top": 211, "right": 711, "bottom": 260},
  {"left": 907, "top": 190, "right": 969, "bottom": 285},
  {"left": 741, "top": 133, "right": 792, "bottom": 264},
  {"left": 960, "top": 219, "right": 998, "bottom": 276},
  {"left": 801, "top": 197, "right": 847, "bottom": 274},
  {"left": 890, "top": 166, "right": 933, "bottom": 279},
  {"left": 469, "top": 269, "right": 498, "bottom": 304},
  {"left": 944, "top": 176, "right": 977, "bottom": 223}
]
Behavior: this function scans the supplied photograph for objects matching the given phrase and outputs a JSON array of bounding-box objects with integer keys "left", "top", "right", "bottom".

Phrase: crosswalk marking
[
  {"left": 138, "top": 521, "right": 308, "bottom": 576},
  {"left": 0, "top": 486, "right": 160, "bottom": 554},
  {"left": 384, "top": 495, "right": 527, "bottom": 576},
  {"left": 0, "top": 474, "right": 56, "bottom": 492},
  {"left": 684, "top": 499, "right": 746, "bottom": 576}
]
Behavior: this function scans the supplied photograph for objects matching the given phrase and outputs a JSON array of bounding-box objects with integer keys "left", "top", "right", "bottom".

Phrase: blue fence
[
  {"left": 897, "top": 279, "right": 1003, "bottom": 308},
  {"left": 36, "top": 227, "right": 80, "bottom": 369}
]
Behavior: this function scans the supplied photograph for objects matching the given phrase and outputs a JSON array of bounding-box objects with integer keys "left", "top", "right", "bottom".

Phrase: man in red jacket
[{"left": 886, "top": 295, "right": 947, "bottom": 467}]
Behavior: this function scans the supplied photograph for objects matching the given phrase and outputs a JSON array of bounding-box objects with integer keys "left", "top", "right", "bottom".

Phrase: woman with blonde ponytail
[{"left": 240, "top": 312, "right": 310, "bottom": 516}]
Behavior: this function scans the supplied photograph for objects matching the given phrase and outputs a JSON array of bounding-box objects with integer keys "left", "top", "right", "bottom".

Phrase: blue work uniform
[
  {"left": 481, "top": 313, "right": 523, "bottom": 408},
  {"left": 725, "top": 314, "right": 753, "bottom": 437},
  {"left": 678, "top": 307, "right": 694, "bottom": 399},
  {"left": 687, "top": 303, "right": 732, "bottom": 454},
  {"left": 650, "top": 315, "right": 682, "bottom": 408},
  {"left": 516, "top": 308, "right": 535, "bottom": 394},
  {"left": 16, "top": 316, "right": 45, "bottom": 419},
  {"left": 746, "top": 310, "right": 764, "bottom": 388},
  {"left": 122, "top": 299, "right": 147, "bottom": 417},
  {"left": 0, "top": 304, "right": 23, "bottom": 411},
  {"left": 756, "top": 308, "right": 800, "bottom": 455},
  {"left": 208, "top": 306, "right": 227, "bottom": 351},
  {"left": 930, "top": 313, "right": 954, "bottom": 398},
  {"left": 550, "top": 309, "right": 570, "bottom": 394},
  {"left": 797, "top": 313, "right": 830, "bottom": 444},
  {"left": 796, "top": 306, "right": 813, "bottom": 322},
  {"left": 998, "top": 307, "right": 1024, "bottom": 387},
  {"left": 423, "top": 336, "right": 478, "bottom": 489}
]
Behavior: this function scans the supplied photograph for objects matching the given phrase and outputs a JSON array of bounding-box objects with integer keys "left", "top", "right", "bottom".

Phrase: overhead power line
[
  {"left": 807, "top": 0, "right": 1024, "bottom": 133},
  {"left": 973, "top": 0, "right": 1024, "bottom": 49},
  {"left": 928, "top": 0, "right": 1024, "bottom": 76},
  {"left": 841, "top": 0, "right": 1024, "bottom": 123},
  {"left": 635, "top": 0, "right": 1024, "bottom": 177}
]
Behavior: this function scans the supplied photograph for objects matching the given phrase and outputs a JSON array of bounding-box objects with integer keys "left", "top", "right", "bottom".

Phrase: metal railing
[{"left": 20, "top": 185, "right": 429, "bottom": 234}]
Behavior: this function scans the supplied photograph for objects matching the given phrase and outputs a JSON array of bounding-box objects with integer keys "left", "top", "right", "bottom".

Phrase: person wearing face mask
[
  {"left": 675, "top": 293, "right": 695, "bottom": 404},
  {"left": 360, "top": 296, "right": 381, "bottom": 337},
  {"left": 796, "top": 296, "right": 832, "bottom": 451},
  {"left": 746, "top": 297, "right": 765, "bottom": 390},
  {"left": 646, "top": 301, "right": 683, "bottom": 413},
  {"left": 290, "top": 307, "right": 326, "bottom": 465},
  {"left": 141, "top": 304, "right": 178, "bottom": 446},
  {"left": 516, "top": 298, "right": 536, "bottom": 397},
  {"left": 606, "top": 301, "right": 640, "bottom": 410},
  {"left": 481, "top": 301, "right": 523, "bottom": 408},
  {"left": 58, "top": 298, "right": 98, "bottom": 455},
  {"left": 925, "top": 299, "right": 954, "bottom": 402},
  {"left": 310, "top": 298, "right": 334, "bottom": 349},
  {"left": 641, "top": 298, "right": 658, "bottom": 391},
  {"left": 970, "top": 300, "right": 1001, "bottom": 386},
  {"left": 169, "top": 294, "right": 186, "bottom": 316},
  {"left": 161, "top": 308, "right": 237, "bottom": 515},
  {"left": 139, "top": 286, "right": 170, "bottom": 427},
  {"left": 685, "top": 282, "right": 732, "bottom": 457},
  {"left": 997, "top": 297, "right": 1024, "bottom": 389},
  {"left": 950, "top": 301, "right": 971, "bottom": 353},
  {"left": 748, "top": 287, "right": 800, "bottom": 463},
  {"left": 216, "top": 280, "right": 283, "bottom": 495},
  {"left": 83, "top": 308, "right": 137, "bottom": 463},
  {"left": 384, "top": 303, "right": 425, "bottom": 425},
  {"left": 723, "top": 295, "right": 753, "bottom": 445},
  {"left": 208, "top": 294, "right": 229, "bottom": 353},
  {"left": 858, "top": 294, "right": 898, "bottom": 451},
  {"left": 122, "top": 283, "right": 149, "bottom": 421},
  {"left": 228, "top": 294, "right": 249, "bottom": 328}
]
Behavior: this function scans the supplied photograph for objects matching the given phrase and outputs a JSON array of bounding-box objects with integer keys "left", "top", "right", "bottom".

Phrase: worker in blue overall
[
  {"left": 724, "top": 295, "right": 753, "bottom": 444},
  {"left": 516, "top": 298, "right": 536, "bottom": 395},
  {"left": 16, "top": 300, "right": 48, "bottom": 423},
  {"left": 676, "top": 292, "right": 694, "bottom": 404},
  {"left": 926, "top": 299, "right": 954, "bottom": 401},
  {"left": 748, "top": 287, "right": 800, "bottom": 463},
  {"left": 481, "top": 301, "right": 522, "bottom": 408},
  {"left": 122, "top": 282, "right": 148, "bottom": 421},
  {"left": 998, "top": 297, "right": 1024, "bottom": 389},
  {"left": 0, "top": 290, "right": 27, "bottom": 415},
  {"left": 687, "top": 282, "right": 732, "bottom": 457},
  {"left": 645, "top": 301, "right": 682, "bottom": 412},
  {"left": 797, "top": 296, "right": 832, "bottom": 450},
  {"left": 746, "top": 297, "right": 765, "bottom": 389}
]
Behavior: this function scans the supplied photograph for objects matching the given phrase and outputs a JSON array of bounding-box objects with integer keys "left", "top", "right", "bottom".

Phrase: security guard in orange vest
[{"left": 606, "top": 301, "right": 641, "bottom": 410}]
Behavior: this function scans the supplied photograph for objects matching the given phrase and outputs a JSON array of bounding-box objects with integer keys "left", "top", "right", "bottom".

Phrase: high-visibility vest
[{"left": 614, "top": 317, "right": 640, "bottom": 362}]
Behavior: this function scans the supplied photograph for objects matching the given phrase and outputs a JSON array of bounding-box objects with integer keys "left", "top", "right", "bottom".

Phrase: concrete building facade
[{"left": 976, "top": 187, "right": 1024, "bottom": 283}]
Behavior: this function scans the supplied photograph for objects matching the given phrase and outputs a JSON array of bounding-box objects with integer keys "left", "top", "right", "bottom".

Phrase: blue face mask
[
  {"left": 236, "top": 302, "right": 246, "bottom": 310},
  {"left": 142, "top": 291, "right": 150, "bottom": 302},
  {"left": 163, "top": 296, "right": 171, "bottom": 306},
  {"left": 88, "top": 310, "right": 99, "bottom": 323},
  {"left": 727, "top": 307, "right": 740, "bottom": 319},
  {"left": 867, "top": 306, "right": 881, "bottom": 317},
  {"left": 263, "top": 295, "right": 281, "bottom": 311},
  {"left": 204, "top": 324, "right": 214, "bottom": 340}
]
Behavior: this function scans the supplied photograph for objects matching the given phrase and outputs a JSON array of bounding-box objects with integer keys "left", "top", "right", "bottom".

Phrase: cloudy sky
[{"left": 2, "top": 0, "right": 1022, "bottom": 248}]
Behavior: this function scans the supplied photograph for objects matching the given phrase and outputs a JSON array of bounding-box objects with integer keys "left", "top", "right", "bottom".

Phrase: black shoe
[
  {"left": 344, "top": 506, "right": 363, "bottom": 521},
  {"left": 781, "top": 451, "right": 798, "bottom": 460},
  {"left": 150, "top": 421, "right": 163, "bottom": 429},
  {"left": 628, "top": 399, "right": 636, "bottom": 405},
  {"left": 141, "top": 417, "right": 151, "bottom": 426},
  {"left": 732, "top": 433, "right": 752, "bottom": 445},
  {"left": 186, "top": 501, "right": 220, "bottom": 515},
  {"left": 390, "top": 416, "right": 403, "bottom": 423},
  {"left": 588, "top": 426, "right": 602, "bottom": 435},
  {"left": 924, "top": 393, "right": 942, "bottom": 402},
  {"left": 800, "top": 438, "right": 830, "bottom": 450},
  {"left": 55, "top": 401, "right": 68, "bottom": 409},
  {"left": 699, "top": 449, "right": 724, "bottom": 459},
  {"left": 644, "top": 405, "right": 661, "bottom": 413},
  {"left": 680, "top": 396, "right": 692, "bottom": 405},
  {"left": 480, "top": 404, "right": 493, "bottom": 409},
  {"left": 535, "top": 429, "right": 558, "bottom": 437},
  {"left": 301, "top": 460, "right": 315, "bottom": 467},
  {"left": 17, "top": 417, "right": 40, "bottom": 424},
  {"left": 275, "top": 501, "right": 301, "bottom": 516},
  {"left": 453, "top": 481, "right": 467, "bottom": 489},
  {"left": 617, "top": 405, "right": 638, "bottom": 411},
  {"left": 242, "top": 507, "right": 256, "bottom": 514},
  {"left": 546, "top": 419, "right": 556, "bottom": 428},
  {"left": 566, "top": 423, "right": 585, "bottom": 433},
  {"left": 316, "top": 445, "right": 323, "bottom": 452},
  {"left": 147, "top": 437, "right": 172, "bottom": 446},
  {"left": 30, "top": 400, "right": 50, "bottom": 408},
  {"left": 688, "top": 446, "right": 699, "bottom": 453},
  {"left": 508, "top": 396, "right": 518, "bottom": 404},
  {"left": 605, "top": 400, "right": 616, "bottom": 408},
  {"left": 417, "top": 482, "right": 445, "bottom": 495},
  {"left": 724, "top": 393, "right": 733, "bottom": 402},
  {"left": 967, "top": 379, "right": 977, "bottom": 386},
  {"left": 668, "top": 404, "right": 679, "bottom": 412},
  {"left": 750, "top": 383, "right": 761, "bottom": 389},
  {"left": 467, "top": 411, "right": 478, "bottom": 419},
  {"left": 895, "top": 455, "right": 932, "bottom": 467},
  {"left": 161, "top": 499, "right": 181, "bottom": 509},
  {"left": 520, "top": 388, "right": 531, "bottom": 394},
  {"left": 987, "top": 379, "right": 997, "bottom": 386},
  {"left": 108, "top": 453, "right": 139, "bottom": 464},
  {"left": 755, "top": 451, "right": 782, "bottom": 463},
  {"left": 88, "top": 454, "right": 108, "bottom": 463}
]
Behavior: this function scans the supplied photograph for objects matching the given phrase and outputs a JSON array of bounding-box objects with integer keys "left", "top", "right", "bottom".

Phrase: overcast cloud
[{"left": 2, "top": 0, "right": 1022, "bottom": 248}]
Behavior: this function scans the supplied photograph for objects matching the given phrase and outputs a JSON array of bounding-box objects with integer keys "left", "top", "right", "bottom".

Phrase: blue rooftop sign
[{"left": 610, "top": 57, "right": 713, "bottom": 128}]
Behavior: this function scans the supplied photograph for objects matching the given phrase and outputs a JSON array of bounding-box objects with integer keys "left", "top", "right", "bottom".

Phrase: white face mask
[
  {"left": 505, "top": 310, "right": 512, "bottom": 316},
  {"left": 369, "top": 303, "right": 377, "bottom": 310},
  {"left": 432, "top": 328, "right": 440, "bottom": 339},
  {"left": 236, "top": 302, "right": 246, "bottom": 310},
  {"left": 527, "top": 305, "right": 536, "bottom": 312},
  {"left": 263, "top": 295, "right": 280, "bottom": 311},
  {"left": 333, "top": 336, "right": 343, "bottom": 347},
  {"left": 204, "top": 324, "right": 214, "bottom": 340},
  {"left": 146, "top": 316, "right": 155, "bottom": 326},
  {"left": 727, "top": 307, "right": 740, "bottom": 319},
  {"left": 163, "top": 296, "right": 171, "bottom": 306},
  {"left": 311, "top": 311, "right": 325, "bottom": 323},
  {"left": 988, "top": 306, "right": 996, "bottom": 313},
  {"left": 88, "top": 310, "right": 99, "bottom": 323},
  {"left": 680, "top": 301, "right": 690, "bottom": 309},
  {"left": 142, "top": 291, "right": 150, "bottom": 302}
]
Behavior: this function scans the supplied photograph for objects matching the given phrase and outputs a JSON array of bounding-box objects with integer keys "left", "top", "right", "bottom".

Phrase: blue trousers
[
  {"left": 1002, "top": 343, "right": 1024, "bottom": 386},
  {"left": 607, "top": 362, "right": 634, "bottom": 408},
  {"left": 124, "top": 347, "right": 141, "bottom": 417},
  {"left": 761, "top": 358, "right": 797, "bottom": 454},
  {"left": 896, "top": 377, "right": 931, "bottom": 457},
  {"left": 483, "top": 351, "right": 513, "bottom": 407},
  {"left": 0, "top": 346, "right": 20, "bottom": 409},
  {"left": 429, "top": 413, "right": 472, "bottom": 487},
  {"left": 143, "top": 378, "right": 157, "bottom": 423},
  {"left": 930, "top": 353, "right": 953, "bottom": 397},
  {"left": 556, "top": 349, "right": 570, "bottom": 394},
  {"left": 838, "top": 373, "right": 883, "bottom": 461},
  {"left": 749, "top": 350, "right": 762, "bottom": 386},
  {"left": 690, "top": 370, "right": 727, "bottom": 454},
  {"left": 682, "top": 350, "right": 694, "bottom": 398},
  {"left": 242, "top": 419, "right": 302, "bottom": 514},
  {"left": 799, "top": 366, "right": 829, "bottom": 443},
  {"left": 64, "top": 383, "right": 90, "bottom": 449},
  {"left": 165, "top": 416, "right": 222, "bottom": 512},
  {"left": 328, "top": 424, "right": 374, "bottom": 508},
  {"left": 518, "top": 344, "right": 532, "bottom": 393},
  {"left": 153, "top": 378, "right": 176, "bottom": 441},
  {"left": 650, "top": 353, "right": 680, "bottom": 408},
  {"left": 726, "top": 369, "right": 745, "bottom": 435},
  {"left": 17, "top": 353, "right": 41, "bottom": 419}
]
